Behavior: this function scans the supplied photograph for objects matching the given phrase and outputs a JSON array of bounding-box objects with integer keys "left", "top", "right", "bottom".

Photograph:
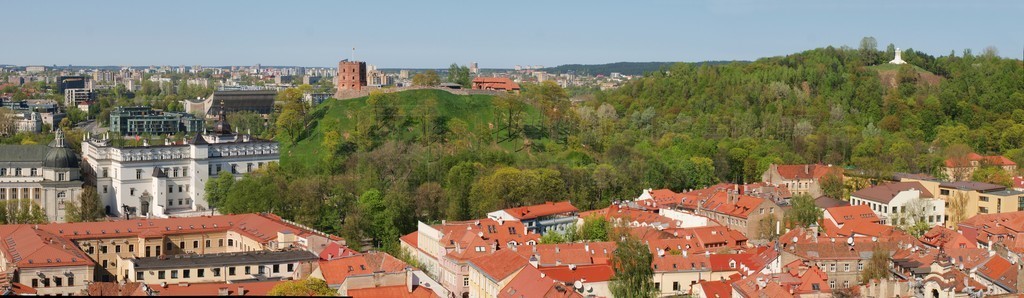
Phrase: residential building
[
  {"left": 471, "top": 77, "right": 520, "bottom": 93},
  {"left": 0, "top": 130, "right": 83, "bottom": 222},
  {"left": 487, "top": 201, "right": 579, "bottom": 235},
  {"left": 466, "top": 249, "right": 529, "bottom": 298},
  {"left": 82, "top": 111, "right": 279, "bottom": 218},
  {"left": 848, "top": 181, "right": 943, "bottom": 226},
  {"left": 0, "top": 225, "right": 94, "bottom": 296},
  {"left": 695, "top": 190, "right": 783, "bottom": 240},
  {"left": 143, "top": 280, "right": 283, "bottom": 296},
  {"left": 500, "top": 265, "right": 583, "bottom": 298},
  {"left": 108, "top": 106, "right": 203, "bottom": 136},
  {"left": 64, "top": 88, "right": 95, "bottom": 110},
  {"left": 778, "top": 235, "right": 899, "bottom": 293},
  {"left": 122, "top": 250, "right": 318, "bottom": 284},
  {"left": 821, "top": 205, "right": 880, "bottom": 232},
  {"left": 761, "top": 164, "right": 842, "bottom": 197},
  {"left": 944, "top": 153, "right": 1017, "bottom": 181},
  {"left": 537, "top": 264, "right": 612, "bottom": 297},
  {"left": 904, "top": 178, "right": 1024, "bottom": 227}
]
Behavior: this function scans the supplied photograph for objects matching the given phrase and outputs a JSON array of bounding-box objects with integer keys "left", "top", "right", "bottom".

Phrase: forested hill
[
  {"left": 596, "top": 46, "right": 1024, "bottom": 182},
  {"left": 540, "top": 61, "right": 742, "bottom": 76}
]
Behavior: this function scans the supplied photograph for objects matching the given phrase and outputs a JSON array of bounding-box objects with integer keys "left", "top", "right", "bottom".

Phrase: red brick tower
[{"left": 336, "top": 60, "right": 367, "bottom": 97}]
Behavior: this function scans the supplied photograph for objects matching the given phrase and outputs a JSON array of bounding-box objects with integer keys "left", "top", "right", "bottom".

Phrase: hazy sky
[{"left": 1, "top": 0, "right": 1020, "bottom": 68}]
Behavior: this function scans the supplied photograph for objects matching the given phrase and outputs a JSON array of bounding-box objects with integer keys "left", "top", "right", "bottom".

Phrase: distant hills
[{"left": 540, "top": 61, "right": 747, "bottom": 76}]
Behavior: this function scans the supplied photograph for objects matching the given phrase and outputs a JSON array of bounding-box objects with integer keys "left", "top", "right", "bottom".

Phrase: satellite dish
[
  {"left": 574, "top": 281, "right": 584, "bottom": 289},
  {"left": 477, "top": 232, "right": 484, "bottom": 238},
  {"left": 792, "top": 236, "right": 799, "bottom": 243},
  {"left": 847, "top": 237, "right": 854, "bottom": 245}
]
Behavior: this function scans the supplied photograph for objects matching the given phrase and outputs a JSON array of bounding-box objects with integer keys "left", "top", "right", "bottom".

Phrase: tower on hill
[{"left": 336, "top": 60, "right": 367, "bottom": 98}]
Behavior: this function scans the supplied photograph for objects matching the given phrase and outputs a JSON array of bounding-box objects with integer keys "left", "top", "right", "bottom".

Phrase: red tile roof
[
  {"left": 319, "top": 252, "right": 409, "bottom": 285},
  {"left": 514, "top": 242, "right": 616, "bottom": 267},
  {"left": 700, "top": 191, "right": 770, "bottom": 219},
  {"left": 319, "top": 242, "right": 359, "bottom": 260},
  {"left": 499, "top": 266, "right": 582, "bottom": 298},
  {"left": 945, "top": 153, "right": 1017, "bottom": 168},
  {"left": 502, "top": 201, "right": 578, "bottom": 220},
  {"left": 538, "top": 264, "right": 615, "bottom": 283},
  {"left": 773, "top": 164, "right": 841, "bottom": 180},
  {"left": 400, "top": 231, "right": 419, "bottom": 248},
  {"left": 0, "top": 225, "right": 94, "bottom": 268},
  {"left": 921, "top": 226, "right": 975, "bottom": 250},
  {"left": 709, "top": 253, "right": 754, "bottom": 272},
  {"left": 149, "top": 280, "right": 282, "bottom": 296},
  {"left": 698, "top": 280, "right": 732, "bottom": 298},
  {"left": 468, "top": 249, "right": 531, "bottom": 282},
  {"left": 87, "top": 282, "right": 143, "bottom": 296},
  {"left": 347, "top": 285, "right": 439, "bottom": 298},
  {"left": 651, "top": 254, "right": 713, "bottom": 272},
  {"left": 976, "top": 255, "right": 1017, "bottom": 292},
  {"left": 825, "top": 205, "right": 880, "bottom": 226},
  {"left": 437, "top": 218, "right": 539, "bottom": 261},
  {"left": 37, "top": 213, "right": 336, "bottom": 244}
]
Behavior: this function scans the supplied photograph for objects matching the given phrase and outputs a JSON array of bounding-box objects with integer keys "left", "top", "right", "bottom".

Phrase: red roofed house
[
  {"left": 944, "top": 152, "right": 1017, "bottom": 182},
  {"left": 537, "top": 264, "right": 613, "bottom": 298},
  {"left": 920, "top": 226, "right": 974, "bottom": 250},
  {"left": 471, "top": 77, "right": 521, "bottom": 93},
  {"left": 146, "top": 280, "right": 282, "bottom": 296},
  {"left": 467, "top": 249, "right": 531, "bottom": 298},
  {"left": 0, "top": 225, "right": 94, "bottom": 296},
  {"left": 488, "top": 201, "right": 579, "bottom": 235},
  {"left": 762, "top": 164, "right": 843, "bottom": 198},
  {"left": 973, "top": 254, "right": 1019, "bottom": 294},
  {"left": 822, "top": 205, "right": 880, "bottom": 231},
  {"left": 314, "top": 252, "right": 445, "bottom": 298},
  {"left": 694, "top": 280, "right": 731, "bottom": 298},
  {"left": 696, "top": 190, "right": 783, "bottom": 240},
  {"left": 500, "top": 265, "right": 583, "bottom": 298}
]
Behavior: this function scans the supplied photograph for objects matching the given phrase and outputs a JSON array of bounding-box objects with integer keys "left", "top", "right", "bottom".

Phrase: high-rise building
[
  {"left": 58, "top": 76, "right": 88, "bottom": 93},
  {"left": 470, "top": 62, "right": 479, "bottom": 74}
]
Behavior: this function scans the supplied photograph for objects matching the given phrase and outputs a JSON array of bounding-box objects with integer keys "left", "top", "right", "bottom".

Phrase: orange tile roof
[
  {"left": 500, "top": 266, "right": 582, "bottom": 298},
  {"left": 437, "top": 218, "right": 539, "bottom": 261},
  {"left": 537, "top": 264, "right": 615, "bottom": 283},
  {"left": 514, "top": 242, "right": 616, "bottom": 267},
  {"left": 502, "top": 201, "right": 578, "bottom": 220},
  {"left": 400, "top": 231, "right": 419, "bottom": 248},
  {"left": 825, "top": 205, "right": 880, "bottom": 226},
  {"left": 87, "top": 282, "right": 143, "bottom": 296},
  {"left": 0, "top": 225, "right": 93, "bottom": 268},
  {"left": 347, "top": 285, "right": 439, "bottom": 298},
  {"left": 851, "top": 181, "right": 934, "bottom": 203},
  {"left": 149, "top": 280, "right": 282, "bottom": 296},
  {"left": 468, "top": 249, "right": 530, "bottom": 282},
  {"left": 976, "top": 255, "right": 1017, "bottom": 291},
  {"left": 709, "top": 253, "right": 754, "bottom": 272},
  {"left": 319, "top": 252, "right": 409, "bottom": 285},
  {"left": 921, "top": 226, "right": 975, "bottom": 250},
  {"left": 651, "top": 254, "right": 712, "bottom": 272},
  {"left": 37, "top": 213, "right": 335, "bottom": 244},
  {"left": 773, "top": 164, "right": 841, "bottom": 180},
  {"left": 945, "top": 153, "right": 1017, "bottom": 167},
  {"left": 701, "top": 191, "right": 770, "bottom": 219},
  {"left": 698, "top": 280, "right": 732, "bottom": 298}
]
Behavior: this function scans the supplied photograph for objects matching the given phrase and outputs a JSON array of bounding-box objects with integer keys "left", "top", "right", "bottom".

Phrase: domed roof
[
  {"left": 44, "top": 147, "right": 78, "bottom": 169},
  {"left": 44, "top": 129, "right": 79, "bottom": 169}
]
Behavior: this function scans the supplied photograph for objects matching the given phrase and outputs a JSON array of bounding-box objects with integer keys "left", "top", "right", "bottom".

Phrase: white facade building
[
  {"left": 81, "top": 111, "right": 279, "bottom": 218},
  {"left": 849, "top": 181, "right": 945, "bottom": 227},
  {"left": 0, "top": 130, "right": 83, "bottom": 222}
]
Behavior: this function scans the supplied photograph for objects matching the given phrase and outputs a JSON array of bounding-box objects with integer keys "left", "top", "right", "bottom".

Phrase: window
[
  {"left": 475, "top": 246, "right": 485, "bottom": 252},
  {"left": 829, "top": 280, "right": 835, "bottom": 289},
  {"left": 0, "top": 168, "right": 5, "bottom": 176},
  {"left": 166, "top": 242, "right": 173, "bottom": 250},
  {"left": 219, "top": 239, "right": 224, "bottom": 247},
  {"left": 273, "top": 264, "right": 280, "bottom": 273},
  {"left": 258, "top": 266, "right": 266, "bottom": 275},
  {"left": 247, "top": 163, "right": 252, "bottom": 172},
  {"left": 173, "top": 168, "right": 179, "bottom": 177},
  {"left": 14, "top": 168, "right": 21, "bottom": 176},
  {"left": 136, "top": 272, "right": 144, "bottom": 281},
  {"left": 158, "top": 271, "right": 166, "bottom": 279},
  {"left": 136, "top": 169, "right": 143, "bottom": 180},
  {"left": 167, "top": 199, "right": 172, "bottom": 206},
  {"left": 116, "top": 245, "right": 121, "bottom": 253},
  {"left": 171, "top": 270, "right": 178, "bottom": 279},
  {"left": 100, "top": 246, "right": 107, "bottom": 253},
  {"left": 179, "top": 241, "right": 185, "bottom": 250},
  {"left": 30, "top": 168, "right": 37, "bottom": 176},
  {"left": 287, "top": 264, "right": 294, "bottom": 272},
  {"left": 213, "top": 268, "right": 221, "bottom": 277},
  {"left": 231, "top": 164, "right": 237, "bottom": 174},
  {"left": 103, "top": 168, "right": 108, "bottom": 178},
  {"left": 980, "top": 207, "right": 990, "bottom": 214},
  {"left": 183, "top": 270, "right": 190, "bottom": 278},
  {"left": 245, "top": 266, "right": 251, "bottom": 275},
  {"left": 216, "top": 164, "right": 222, "bottom": 173},
  {"left": 178, "top": 199, "right": 183, "bottom": 205},
  {"left": 146, "top": 246, "right": 151, "bottom": 257},
  {"left": 980, "top": 196, "right": 990, "bottom": 202},
  {"left": 31, "top": 279, "right": 37, "bottom": 288},
  {"left": 844, "top": 264, "right": 850, "bottom": 272},
  {"left": 183, "top": 167, "right": 188, "bottom": 177},
  {"left": 58, "top": 173, "right": 65, "bottom": 181},
  {"left": 655, "top": 282, "right": 661, "bottom": 290},
  {"left": 104, "top": 186, "right": 108, "bottom": 194},
  {"left": 463, "top": 277, "right": 469, "bottom": 287},
  {"left": 812, "top": 283, "right": 820, "bottom": 291},
  {"left": 68, "top": 277, "right": 74, "bottom": 286},
  {"left": 228, "top": 239, "right": 234, "bottom": 246},
  {"left": 672, "top": 282, "right": 680, "bottom": 291},
  {"left": 193, "top": 241, "right": 199, "bottom": 249},
  {"left": 130, "top": 188, "right": 135, "bottom": 196},
  {"left": 206, "top": 240, "right": 211, "bottom": 248},
  {"left": 168, "top": 185, "right": 173, "bottom": 193},
  {"left": 54, "top": 277, "right": 62, "bottom": 287},
  {"left": 941, "top": 189, "right": 950, "bottom": 195},
  {"left": 829, "top": 264, "right": 836, "bottom": 272},
  {"left": 197, "top": 269, "right": 204, "bottom": 278},
  {"left": 843, "top": 281, "right": 850, "bottom": 288}
]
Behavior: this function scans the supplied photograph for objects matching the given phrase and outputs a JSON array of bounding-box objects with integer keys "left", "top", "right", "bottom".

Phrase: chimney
[
  {"left": 218, "top": 287, "right": 229, "bottom": 296},
  {"left": 237, "top": 286, "right": 246, "bottom": 296},
  {"left": 805, "top": 164, "right": 810, "bottom": 174}
]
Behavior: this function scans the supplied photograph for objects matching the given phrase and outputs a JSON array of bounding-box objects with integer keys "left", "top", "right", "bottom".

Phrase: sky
[{"left": 1, "top": 0, "right": 1021, "bottom": 68}]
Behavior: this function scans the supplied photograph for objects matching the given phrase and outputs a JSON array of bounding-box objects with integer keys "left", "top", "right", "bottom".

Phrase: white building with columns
[
  {"left": 81, "top": 110, "right": 279, "bottom": 218},
  {"left": 0, "top": 130, "right": 84, "bottom": 222}
]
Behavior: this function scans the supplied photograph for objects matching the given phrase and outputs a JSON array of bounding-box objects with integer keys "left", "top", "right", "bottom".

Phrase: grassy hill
[
  {"left": 868, "top": 63, "right": 943, "bottom": 87},
  {"left": 281, "top": 89, "right": 543, "bottom": 168}
]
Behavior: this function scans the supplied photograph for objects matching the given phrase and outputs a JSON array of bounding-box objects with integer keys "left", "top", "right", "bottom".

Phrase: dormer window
[
  {"left": 475, "top": 246, "right": 486, "bottom": 252},
  {"left": 729, "top": 260, "right": 736, "bottom": 269}
]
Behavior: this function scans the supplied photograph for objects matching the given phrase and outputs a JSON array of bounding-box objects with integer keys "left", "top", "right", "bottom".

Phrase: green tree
[
  {"left": 820, "top": 172, "right": 845, "bottom": 199},
  {"left": 412, "top": 70, "right": 440, "bottom": 86},
  {"left": 786, "top": 194, "right": 821, "bottom": 228},
  {"left": 579, "top": 215, "right": 610, "bottom": 241},
  {"left": 445, "top": 162, "right": 480, "bottom": 220},
  {"left": 447, "top": 63, "right": 471, "bottom": 88},
  {"left": 267, "top": 278, "right": 336, "bottom": 296},
  {"left": 609, "top": 235, "right": 657, "bottom": 298},
  {"left": 276, "top": 108, "right": 304, "bottom": 143},
  {"left": 860, "top": 247, "right": 891, "bottom": 283},
  {"left": 204, "top": 171, "right": 235, "bottom": 209},
  {"left": 65, "top": 186, "right": 104, "bottom": 222},
  {"left": 972, "top": 166, "right": 1013, "bottom": 187}
]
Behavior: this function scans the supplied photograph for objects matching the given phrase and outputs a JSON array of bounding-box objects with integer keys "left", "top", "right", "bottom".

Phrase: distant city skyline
[{"left": 1, "top": 0, "right": 1020, "bottom": 68}]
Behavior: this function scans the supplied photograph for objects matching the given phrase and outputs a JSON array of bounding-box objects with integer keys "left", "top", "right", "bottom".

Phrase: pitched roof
[
  {"left": 318, "top": 252, "right": 409, "bottom": 285},
  {"left": 700, "top": 191, "right": 771, "bottom": 219},
  {"left": 920, "top": 226, "right": 975, "bottom": 250},
  {"left": 825, "top": 205, "right": 879, "bottom": 226},
  {"left": 86, "top": 282, "right": 143, "bottom": 296},
  {"left": 319, "top": 241, "right": 359, "bottom": 260},
  {"left": 773, "top": 164, "right": 840, "bottom": 180},
  {"left": 945, "top": 153, "right": 1017, "bottom": 167},
  {"left": 851, "top": 182, "right": 933, "bottom": 203},
  {"left": 698, "top": 280, "right": 732, "bottom": 298},
  {"left": 347, "top": 285, "right": 440, "bottom": 298},
  {"left": 436, "top": 218, "right": 539, "bottom": 261},
  {"left": 0, "top": 225, "right": 94, "bottom": 268},
  {"left": 468, "top": 249, "right": 531, "bottom": 282},
  {"left": 513, "top": 242, "right": 616, "bottom": 267},
  {"left": 500, "top": 266, "right": 583, "bottom": 298},
  {"left": 502, "top": 201, "right": 578, "bottom": 220},
  {"left": 939, "top": 181, "right": 1007, "bottom": 192},
  {"left": 814, "top": 196, "right": 849, "bottom": 209},
  {"left": 976, "top": 255, "right": 1017, "bottom": 292},
  {"left": 538, "top": 264, "right": 615, "bottom": 283},
  {"left": 148, "top": 280, "right": 282, "bottom": 296}
]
